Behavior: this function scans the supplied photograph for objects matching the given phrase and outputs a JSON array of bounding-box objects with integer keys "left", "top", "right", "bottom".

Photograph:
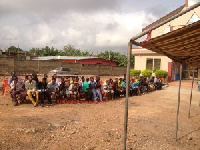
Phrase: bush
[
  {"left": 130, "top": 69, "right": 141, "bottom": 77},
  {"left": 142, "top": 70, "right": 152, "bottom": 77},
  {"left": 154, "top": 70, "right": 168, "bottom": 78}
]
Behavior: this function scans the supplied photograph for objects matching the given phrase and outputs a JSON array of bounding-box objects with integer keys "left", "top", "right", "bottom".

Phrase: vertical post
[
  {"left": 188, "top": 68, "right": 195, "bottom": 118},
  {"left": 37, "top": 60, "right": 40, "bottom": 73},
  {"left": 175, "top": 63, "right": 182, "bottom": 141},
  {"left": 123, "top": 42, "right": 132, "bottom": 150}
]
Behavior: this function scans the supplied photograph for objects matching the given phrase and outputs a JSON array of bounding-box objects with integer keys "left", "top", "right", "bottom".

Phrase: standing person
[
  {"left": 37, "top": 78, "right": 52, "bottom": 107},
  {"left": 90, "top": 77, "right": 102, "bottom": 102},
  {"left": 25, "top": 75, "right": 39, "bottom": 107},
  {"left": 10, "top": 76, "right": 26, "bottom": 106}
]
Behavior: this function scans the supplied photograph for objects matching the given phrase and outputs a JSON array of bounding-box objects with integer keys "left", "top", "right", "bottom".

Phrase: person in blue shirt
[{"left": 89, "top": 77, "right": 102, "bottom": 102}]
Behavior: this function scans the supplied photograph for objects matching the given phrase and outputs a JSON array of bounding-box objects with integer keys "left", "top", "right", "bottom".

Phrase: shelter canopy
[{"left": 140, "top": 20, "right": 200, "bottom": 67}]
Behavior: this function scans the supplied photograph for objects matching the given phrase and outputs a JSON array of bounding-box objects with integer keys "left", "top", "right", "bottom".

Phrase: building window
[
  {"left": 146, "top": 59, "right": 153, "bottom": 70},
  {"left": 146, "top": 58, "right": 161, "bottom": 70},
  {"left": 154, "top": 59, "right": 161, "bottom": 70}
]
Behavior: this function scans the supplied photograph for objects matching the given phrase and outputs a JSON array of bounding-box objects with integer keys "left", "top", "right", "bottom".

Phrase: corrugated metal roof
[{"left": 32, "top": 56, "right": 98, "bottom": 60}]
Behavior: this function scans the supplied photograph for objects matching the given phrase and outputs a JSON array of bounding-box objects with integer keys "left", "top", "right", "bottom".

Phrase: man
[
  {"left": 10, "top": 76, "right": 26, "bottom": 106},
  {"left": 90, "top": 77, "right": 102, "bottom": 102},
  {"left": 25, "top": 75, "right": 39, "bottom": 107},
  {"left": 8, "top": 71, "right": 17, "bottom": 85},
  {"left": 113, "top": 78, "right": 121, "bottom": 98},
  {"left": 83, "top": 77, "right": 92, "bottom": 101},
  {"left": 118, "top": 78, "right": 123, "bottom": 91},
  {"left": 59, "top": 77, "right": 66, "bottom": 99},
  {"left": 37, "top": 78, "right": 52, "bottom": 107},
  {"left": 47, "top": 78, "right": 59, "bottom": 100},
  {"left": 122, "top": 79, "right": 129, "bottom": 96}
]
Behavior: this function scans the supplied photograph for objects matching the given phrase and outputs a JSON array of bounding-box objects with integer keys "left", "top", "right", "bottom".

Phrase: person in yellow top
[{"left": 25, "top": 75, "right": 39, "bottom": 107}]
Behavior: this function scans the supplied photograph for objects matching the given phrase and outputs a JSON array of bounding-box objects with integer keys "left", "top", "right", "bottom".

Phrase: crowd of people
[{"left": 6, "top": 71, "right": 163, "bottom": 107}]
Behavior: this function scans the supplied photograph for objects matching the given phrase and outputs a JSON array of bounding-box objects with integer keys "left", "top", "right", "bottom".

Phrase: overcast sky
[{"left": 0, "top": 0, "right": 184, "bottom": 54}]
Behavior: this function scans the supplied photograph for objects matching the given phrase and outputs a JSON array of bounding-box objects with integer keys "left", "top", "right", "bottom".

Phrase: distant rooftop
[{"left": 32, "top": 56, "right": 99, "bottom": 60}]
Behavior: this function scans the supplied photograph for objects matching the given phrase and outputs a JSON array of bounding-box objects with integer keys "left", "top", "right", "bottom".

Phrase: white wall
[{"left": 134, "top": 54, "right": 172, "bottom": 71}]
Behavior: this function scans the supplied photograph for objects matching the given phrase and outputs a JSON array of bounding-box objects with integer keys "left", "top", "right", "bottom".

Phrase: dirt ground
[{"left": 0, "top": 81, "right": 199, "bottom": 150}]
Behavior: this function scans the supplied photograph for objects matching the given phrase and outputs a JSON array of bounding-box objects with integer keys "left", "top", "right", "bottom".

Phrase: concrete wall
[
  {"left": 0, "top": 57, "right": 15, "bottom": 74},
  {"left": 0, "top": 57, "right": 126, "bottom": 76}
]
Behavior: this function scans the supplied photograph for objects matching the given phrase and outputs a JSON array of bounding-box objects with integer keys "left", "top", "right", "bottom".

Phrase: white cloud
[{"left": 0, "top": 11, "right": 157, "bottom": 51}]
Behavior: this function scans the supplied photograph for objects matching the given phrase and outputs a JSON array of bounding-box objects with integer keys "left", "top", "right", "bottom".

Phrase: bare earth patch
[{"left": 0, "top": 85, "right": 199, "bottom": 150}]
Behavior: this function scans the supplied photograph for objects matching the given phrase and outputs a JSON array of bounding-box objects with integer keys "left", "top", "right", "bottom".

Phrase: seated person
[
  {"left": 47, "top": 78, "right": 59, "bottom": 100},
  {"left": 68, "top": 80, "right": 74, "bottom": 100},
  {"left": 10, "top": 76, "right": 26, "bottom": 106},
  {"left": 32, "top": 73, "right": 39, "bottom": 84},
  {"left": 118, "top": 78, "right": 123, "bottom": 92},
  {"left": 83, "top": 77, "right": 92, "bottom": 101},
  {"left": 8, "top": 71, "right": 21, "bottom": 85},
  {"left": 73, "top": 82, "right": 80, "bottom": 100},
  {"left": 25, "top": 75, "right": 39, "bottom": 107},
  {"left": 37, "top": 78, "right": 52, "bottom": 107},
  {"left": 140, "top": 77, "right": 148, "bottom": 94},
  {"left": 154, "top": 76, "right": 162, "bottom": 90},
  {"left": 65, "top": 82, "right": 70, "bottom": 100},
  {"left": 130, "top": 79, "right": 139, "bottom": 96},
  {"left": 24, "top": 74, "right": 29, "bottom": 83},
  {"left": 122, "top": 79, "right": 126, "bottom": 95},
  {"left": 90, "top": 77, "right": 102, "bottom": 102},
  {"left": 113, "top": 79, "right": 121, "bottom": 98},
  {"left": 59, "top": 77, "right": 66, "bottom": 99},
  {"left": 102, "top": 80, "right": 113, "bottom": 100},
  {"left": 78, "top": 77, "right": 84, "bottom": 98}
]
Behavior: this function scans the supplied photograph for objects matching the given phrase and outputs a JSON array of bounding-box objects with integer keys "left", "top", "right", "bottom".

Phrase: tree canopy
[
  {"left": 97, "top": 51, "right": 134, "bottom": 67},
  {"left": 29, "top": 45, "right": 91, "bottom": 57},
  {"left": 4, "top": 45, "right": 134, "bottom": 67},
  {"left": 8, "top": 46, "right": 23, "bottom": 52}
]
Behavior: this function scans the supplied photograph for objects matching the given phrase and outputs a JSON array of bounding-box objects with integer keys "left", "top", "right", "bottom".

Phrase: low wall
[{"left": 0, "top": 57, "right": 126, "bottom": 76}]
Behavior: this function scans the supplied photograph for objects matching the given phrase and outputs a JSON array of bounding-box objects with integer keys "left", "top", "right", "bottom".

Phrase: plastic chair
[{"left": 2, "top": 78, "right": 10, "bottom": 96}]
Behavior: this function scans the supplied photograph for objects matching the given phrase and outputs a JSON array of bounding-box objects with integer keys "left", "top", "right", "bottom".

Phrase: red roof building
[{"left": 33, "top": 56, "right": 117, "bottom": 67}]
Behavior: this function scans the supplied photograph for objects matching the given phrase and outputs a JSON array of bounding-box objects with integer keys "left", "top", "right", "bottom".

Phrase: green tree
[
  {"left": 97, "top": 50, "right": 134, "bottom": 67},
  {"left": 8, "top": 46, "right": 22, "bottom": 52}
]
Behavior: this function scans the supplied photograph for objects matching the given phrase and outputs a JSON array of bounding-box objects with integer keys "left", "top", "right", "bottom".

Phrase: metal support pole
[
  {"left": 188, "top": 68, "right": 195, "bottom": 118},
  {"left": 175, "top": 63, "right": 182, "bottom": 141},
  {"left": 123, "top": 42, "right": 132, "bottom": 150}
]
